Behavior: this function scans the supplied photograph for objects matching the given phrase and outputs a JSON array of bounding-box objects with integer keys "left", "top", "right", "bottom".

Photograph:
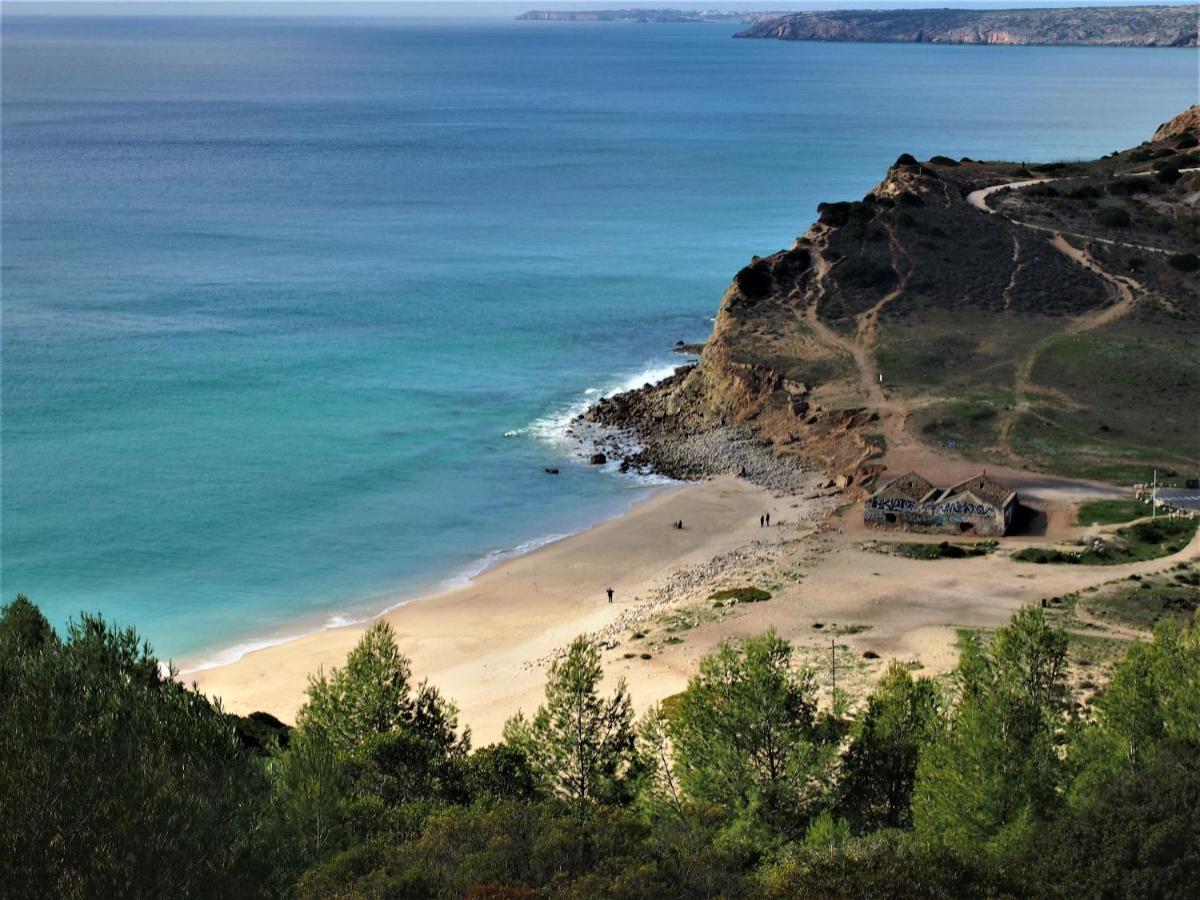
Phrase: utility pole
[
  {"left": 1152, "top": 468, "right": 1157, "bottom": 519},
  {"left": 831, "top": 638, "right": 836, "bottom": 695}
]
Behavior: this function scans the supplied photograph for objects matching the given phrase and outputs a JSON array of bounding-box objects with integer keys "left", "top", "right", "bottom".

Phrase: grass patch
[
  {"left": 832, "top": 624, "right": 872, "bottom": 636},
  {"left": 709, "top": 587, "right": 772, "bottom": 607},
  {"left": 1083, "top": 569, "right": 1200, "bottom": 631},
  {"left": 1013, "top": 517, "right": 1198, "bottom": 566},
  {"left": 1076, "top": 498, "right": 1147, "bottom": 526},
  {"left": 870, "top": 540, "right": 997, "bottom": 560}
]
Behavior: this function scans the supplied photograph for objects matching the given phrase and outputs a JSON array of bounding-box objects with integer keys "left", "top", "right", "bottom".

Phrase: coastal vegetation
[
  {"left": 4, "top": 594, "right": 1199, "bottom": 897},
  {"left": 1013, "top": 516, "right": 1198, "bottom": 565},
  {"left": 587, "top": 109, "right": 1200, "bottom": 489}
]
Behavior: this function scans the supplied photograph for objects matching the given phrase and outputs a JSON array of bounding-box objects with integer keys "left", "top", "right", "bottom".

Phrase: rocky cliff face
[
  {"left": 1155, "top": 106, "right": 1200, "bottom": 141},
  {"left": 583, "top": 112, "right": 1200, "bottom": 489},
  {"left": 737, "top": 6, "right": 1199, "bottom": 47}
]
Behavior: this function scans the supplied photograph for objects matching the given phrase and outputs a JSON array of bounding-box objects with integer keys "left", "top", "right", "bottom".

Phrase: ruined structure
[{"left": 865, "top": 471, "right": 1017, "bottom": 536}]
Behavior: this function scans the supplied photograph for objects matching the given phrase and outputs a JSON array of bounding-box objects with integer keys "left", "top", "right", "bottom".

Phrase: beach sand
[
  {"left": 191, "top": 470, "right": 1200, "bottom": 745},
  {"left": 190, "top": 476, "right": 782, "bottom": 742}
]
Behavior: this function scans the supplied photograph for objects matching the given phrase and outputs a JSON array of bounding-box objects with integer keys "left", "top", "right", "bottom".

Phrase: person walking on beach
[
  {"left": 765, "top": 512, "right": 771, "bottom": 527},
  {"left": 759, "top": 515, "right": 764, "bottom": 528},
  {"left": 606, "top": 587, "right": 614, "bottom": 603}
]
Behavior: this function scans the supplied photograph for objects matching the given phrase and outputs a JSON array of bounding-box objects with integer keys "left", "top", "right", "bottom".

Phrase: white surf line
[{"left": 966, "top": 168, "right": 1200, "bottom": 256}]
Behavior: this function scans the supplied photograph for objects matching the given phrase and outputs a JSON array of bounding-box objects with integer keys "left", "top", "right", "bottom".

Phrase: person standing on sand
[
  {"left": 606, "top": 587, "right": 614, "bottom": 603},
  {"left": 759, "top": 515, "right": 764, "bottom": 527},
  {"left": 765, "top": 513, "right": 770, "bottom": 527}
]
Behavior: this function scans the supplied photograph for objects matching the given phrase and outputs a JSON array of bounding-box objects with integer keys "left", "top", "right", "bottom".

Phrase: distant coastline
[
  {"left": 736, "top": 5, "right": 1199, "bottom": 47},
  {"left": 518, "top": 5, "right": 1200, "bottom": 47}
]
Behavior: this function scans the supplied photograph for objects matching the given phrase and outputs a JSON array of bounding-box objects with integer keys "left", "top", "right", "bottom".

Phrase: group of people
[{"left": 759, "top": 512, "right": 771, "bottom": 527}]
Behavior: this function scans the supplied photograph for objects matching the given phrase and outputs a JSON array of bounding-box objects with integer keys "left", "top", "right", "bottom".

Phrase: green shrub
[
  {"left": 1097, "top": 207, "right": 1131, "bottom": 229},
  {"left": 708, "top": 586, "right": 772, "bottom": 604},
  {"left": 1168, "top": 252, "right": 1200, "bottom": 272}
]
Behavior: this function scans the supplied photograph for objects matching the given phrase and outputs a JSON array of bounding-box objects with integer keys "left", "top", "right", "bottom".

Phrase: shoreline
[
  {"left": 190, "top": 475, "right": 797, "bottom": 740},
  {"left": 178, "top": 358, "right": 695, "bottom": 675},
  {"left": 178, "top": 495, "right": 651, "bottom": 676}
]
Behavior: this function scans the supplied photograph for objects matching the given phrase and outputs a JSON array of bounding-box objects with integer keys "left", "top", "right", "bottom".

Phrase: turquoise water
[{"left": 2, "top": 15, "right": 1195, "bottom": 664}]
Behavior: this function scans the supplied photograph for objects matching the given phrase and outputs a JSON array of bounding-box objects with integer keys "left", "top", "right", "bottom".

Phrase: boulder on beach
[{"left": 589, "top": 452, "right": 607, "bottom": 465}]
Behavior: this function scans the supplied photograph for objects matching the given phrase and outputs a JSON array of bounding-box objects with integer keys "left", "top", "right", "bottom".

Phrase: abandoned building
[{"left": 864, "top": 471, "right": 1018, "bottom": 536}]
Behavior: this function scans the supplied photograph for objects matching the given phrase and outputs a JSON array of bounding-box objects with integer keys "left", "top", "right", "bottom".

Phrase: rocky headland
[
  {"left": 736, "top": 5, "right": 1199, "bottom": 47},
  {"left": 577, "top": 108, "right": 1200, "bottom": 493}
]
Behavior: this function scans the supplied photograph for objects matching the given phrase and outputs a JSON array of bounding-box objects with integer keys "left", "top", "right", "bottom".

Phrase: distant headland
[
  {"left": 737, "top": 5, "right": 1199, "bottom": 47},
  {"left": 516, "top": 8, "right": 784, "bottom": 24},
  {"left": 518, "top": 5, "right": 1199, "bottom": 47}
]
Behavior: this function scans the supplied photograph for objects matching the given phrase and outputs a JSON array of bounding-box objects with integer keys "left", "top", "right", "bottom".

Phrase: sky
[{"left": 5, "top": 1, "right": 1196, "bottom": 18}]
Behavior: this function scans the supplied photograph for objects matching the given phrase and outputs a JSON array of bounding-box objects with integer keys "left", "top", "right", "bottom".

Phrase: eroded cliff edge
[{"left": 582, "top": 108, "right": 1200, "bottom": 493}]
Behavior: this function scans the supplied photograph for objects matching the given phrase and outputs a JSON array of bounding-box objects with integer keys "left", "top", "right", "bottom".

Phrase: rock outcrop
[{"left": 581, "top": 112, "right": 1200, "bottom": 489}]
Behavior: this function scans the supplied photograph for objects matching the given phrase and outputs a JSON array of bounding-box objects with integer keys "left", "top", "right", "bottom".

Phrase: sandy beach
[
  {"left": 190, "top": 476, "right": 791, "bottom": 741},
  {"left": 191, "top": 462, "right": 1200, "bottom": 745}
]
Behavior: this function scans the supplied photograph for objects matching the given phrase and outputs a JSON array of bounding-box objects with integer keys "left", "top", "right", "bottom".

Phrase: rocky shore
[{"left": 572, "top": 364, "right": 832, "bottom": 497}]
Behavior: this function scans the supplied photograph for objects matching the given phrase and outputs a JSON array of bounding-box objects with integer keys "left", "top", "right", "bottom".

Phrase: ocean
[{"left": 2, "top": 13, "right": 1194, "bottom": 665}]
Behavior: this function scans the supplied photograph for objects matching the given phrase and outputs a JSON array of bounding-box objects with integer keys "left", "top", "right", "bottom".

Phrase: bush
[
  {"left": 818, "top": 200, "right": 873, "bottom": 228},
  {"left": 893, "top": 153, "right": 919, "bottom": 167},
  {"left": 930, "top": 155, "right": 959, "bottom": 167},
  {"left": 735, "top": 261, "right": 773, "bottom": 300},
  {"left": 1097, "top": 207, "right": 1131, "bottom": 229},
  {"left": 1168, "top": 252, "right": 1200, "bottom": 272},
  {"left": 838, "top": 257, "right": 897, "bottom": 290},
  {"left": 1107, "top": 178, "right": 1151, "bottom": 197},
  {"left": 708, "top": 587, "right": 772, "bottom": 604}
]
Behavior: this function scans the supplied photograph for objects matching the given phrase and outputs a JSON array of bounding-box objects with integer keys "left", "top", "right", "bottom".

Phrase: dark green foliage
[
  {"left": 818, "top": 200, "right": 872, "bottom": 228},
  {"left": 759, "top": 830, "right": 1011, "bottom": 899},
  {"left": 838, "top": 663, "right": 939, "bottom": 831},
  {"left": 893, "top": 153, "right": 918, "bottom": 167},
  {"left": 735, "top": 260, "right": 773, "bottom": 299},
  {"left": 912, "top": 608, "right": 1069, "bottom": 853},
  {"left": 504, "top": 636, "right": 637, "bottom": 813},
  {"left": 1169, "top": 252, "right": 1200, "bottom": 272},
  {"left": 0, "top": 594, "right": 57, "bottom": 655},
  {"left": 4, "top": 594, "right": 1199, "bottom": 898},
  {"left": 1098, "top": 205, "right": 1132, "bottom": 228},
  {"left": 837, "top": 256, "right": 896, "bottom": 290},
  {"left": 0, "top": 605, "right": 270, "bottom": 898},
  {"left": 929, "top": 155, "right": 959, "bottom": 167},
  {"left": 235, "top": 710, "right": 292, "bottom": 754},
  {"left": 1018, "top": 740, "right": 1200, "bottom": 899},
  {"left": 1107, "top": 177, "right": 1153, "bottom": 196},
  {"left": 668, "top": 630, "right": 832, "bottom": 836}
]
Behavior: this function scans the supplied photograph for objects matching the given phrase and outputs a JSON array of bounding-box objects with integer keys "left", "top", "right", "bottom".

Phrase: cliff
[
  {"left": 584, "top": 109, "right": 1200, "bottom": 490},
  {"left": 736, "top": 6, "right": 1199, "bottom": 47}
]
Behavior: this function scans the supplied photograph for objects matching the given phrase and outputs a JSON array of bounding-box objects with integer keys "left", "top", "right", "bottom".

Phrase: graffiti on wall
[{"left": 866, "top": 495, "right": 998, "bottom": 523}]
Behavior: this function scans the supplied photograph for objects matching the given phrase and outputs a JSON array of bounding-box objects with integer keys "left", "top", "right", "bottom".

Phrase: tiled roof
[
  {"left": 873, "top": 471, "right": 938, "bottom": 502},
  {"left": 940, "top": 473, "right": 1015, "bottom": 507}
]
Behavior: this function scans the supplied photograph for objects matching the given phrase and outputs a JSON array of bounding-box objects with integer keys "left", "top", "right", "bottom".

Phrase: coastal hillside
[
  {"left": 736, "top": 5, "right": 1200, "bottom": 46},
  {"left": 517, "top": 8, "right": 774, "bottom": 23},
  {"left": 588, "top": 108, "right": 1200, "bottom": 488}
]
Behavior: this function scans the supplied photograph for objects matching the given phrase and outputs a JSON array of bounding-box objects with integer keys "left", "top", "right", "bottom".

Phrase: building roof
[
  {"left": 938, "top": 472, "right": 1016, "bottom": 508},
  {"left": 871, "top": 471, "right": 939, "bottom": 503}
]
